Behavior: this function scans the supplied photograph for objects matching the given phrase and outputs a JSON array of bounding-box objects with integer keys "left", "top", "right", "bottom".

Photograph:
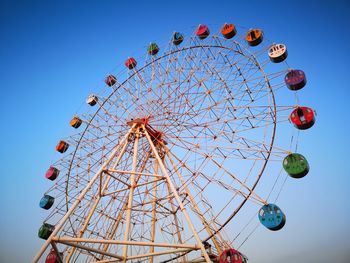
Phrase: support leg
[
  {"left": 143, "top": 126, "right": 212, "bottom": 263},
  {"left": 32, "top": 127, "right": 134, "bottom": 263}
]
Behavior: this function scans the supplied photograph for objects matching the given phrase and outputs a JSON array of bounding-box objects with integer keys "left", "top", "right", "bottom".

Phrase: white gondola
[
  {"left": 86, "top": 94, "right": 98, "bottom": 106},
  {"left": 268, "top": 43, "right": 288, "bottom": 63}
]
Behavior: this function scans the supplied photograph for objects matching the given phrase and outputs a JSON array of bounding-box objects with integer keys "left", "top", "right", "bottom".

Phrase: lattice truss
[{"left": 38, "top": 28, "right": 297, "bottom": 263}]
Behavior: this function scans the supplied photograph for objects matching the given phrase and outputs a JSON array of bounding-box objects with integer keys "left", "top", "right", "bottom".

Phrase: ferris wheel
[{"left": 34, "top": 23, "right": 315, "bottom": 263}]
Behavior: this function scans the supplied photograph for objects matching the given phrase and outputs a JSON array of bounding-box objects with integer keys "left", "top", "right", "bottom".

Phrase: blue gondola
[
  {"left": 258, "top": 203, "right": 286, "bottom": 231},
  {"left": 39, "top": 195, "right": 55, "bottom": 210},
  {"left": 172, "top": 32, "right": 184, "bottom": 45}
]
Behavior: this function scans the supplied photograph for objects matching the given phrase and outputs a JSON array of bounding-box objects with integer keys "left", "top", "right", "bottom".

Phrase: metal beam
[
  {"left": 51, "top": 237, "right": 199, "bottom": 249},
  {"left": 56, "top": 240, "right": 124, "bottom": 260},
  {"left": 96, "top": 248, "right": 192, "bottom": 263},
  {"left": 121, "top": 129, "right": 140, "bottom": 261},
  {"left": 142, "top": 125, "right": 212, "bottom": 263},
  {"left": 65, "top": 137, "right": 131, "bottom": 262},
  {"left": 100, "top": 152, "right": 152, "bottom": 259},
  {"left": 166, "top": 150, "right": 222, "bottom": 254},
  {"left": 107, "top": 169, "right": 165, "bottom": 178},
  {"left": 32, "top": 127, "right": 135, "bottom": 263}
]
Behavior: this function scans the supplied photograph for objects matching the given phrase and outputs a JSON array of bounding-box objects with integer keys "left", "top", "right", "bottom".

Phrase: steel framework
[{"left": 34, "top": 26, "right": 299, "bottom": 263}]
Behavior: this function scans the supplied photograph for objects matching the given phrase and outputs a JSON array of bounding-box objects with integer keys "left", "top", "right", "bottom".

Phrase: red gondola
[
  {"left": 219, "top": 248, "right": 245, "bottom": 263},
  {"left": 45, "top": 249, "right": 63, "bottom": 263},
  {"left": 196, "top": 24, "right": 210, "bottom": 39},
  {"left": 45, "top": 166, "right": 60, "bottom": 181},
  {"left": 290, "top": 106, "right": 315, "bottom": 130},
  {"left": 105, "top": 75, "right": 117, "bottom": 87},
  {"left": 125, "top": 57, "right": 137, "bottom": 69}
]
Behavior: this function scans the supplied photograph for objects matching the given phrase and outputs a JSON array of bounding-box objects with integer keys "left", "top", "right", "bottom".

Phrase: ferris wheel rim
[{"left": 62, "top": 39, "right": 278, "bottom": 245}]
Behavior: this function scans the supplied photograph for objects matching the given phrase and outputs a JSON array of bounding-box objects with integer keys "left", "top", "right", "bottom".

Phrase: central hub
[
  {"left": 127, "top": 117, "right": 167, "bottom": 145},
  {"left": 126, "top": 116, "right": 150, "bottom": 126}
]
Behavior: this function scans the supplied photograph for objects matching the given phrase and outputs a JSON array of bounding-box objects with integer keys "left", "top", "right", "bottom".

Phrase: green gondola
[
  {"left": 283, "top": 153, "right": 309, "bottom": 178},
  {"left": 148, "top": 43, "right": 159, "bottom": 55},
  {"left": 38, "top": 223, "right": 55, "bottom": 240}
]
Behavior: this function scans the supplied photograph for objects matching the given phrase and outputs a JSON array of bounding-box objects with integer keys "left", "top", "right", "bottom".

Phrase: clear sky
[{"left": 0, "top": 0, "right": 349, "bottom": 262}]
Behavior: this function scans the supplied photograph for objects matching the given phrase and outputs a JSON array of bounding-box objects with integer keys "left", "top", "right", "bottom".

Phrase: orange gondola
[
  {"left": 70, "top": 116, "right": 82, "bottom": 129},
  {"left": 246, "top": 29, "right": 263, "bottom": 46},
  {"left": 221, "top": 23, "right": 237, "bottom": 39},
  {"left": 56, "top": 140, "right": 69, "bottom": 153}
]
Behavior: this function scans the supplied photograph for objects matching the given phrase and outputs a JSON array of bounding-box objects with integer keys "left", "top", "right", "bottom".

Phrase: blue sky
[{"left": 0, "top": 0, "right": 349, "bottom": 262}]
